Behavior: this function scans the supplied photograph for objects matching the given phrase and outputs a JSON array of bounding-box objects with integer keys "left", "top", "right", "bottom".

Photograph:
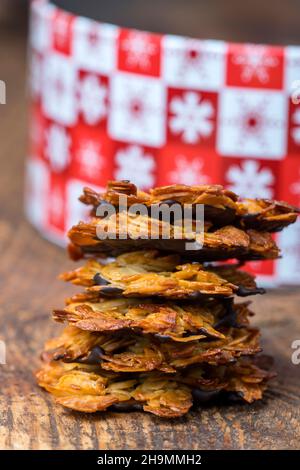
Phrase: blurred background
[
  {"left": 1, "top": 0, "right": 300, "bottom": 286},
  {"left": 33, "top": 0, "right": 300, "bottom": 44}
]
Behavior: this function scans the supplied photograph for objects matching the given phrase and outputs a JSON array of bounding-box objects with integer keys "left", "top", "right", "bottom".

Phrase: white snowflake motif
[
  {"left": 170, "top": 40, "right": 210, "bottom": 85},
  {"left": 109, "top": 73, "right": 166, "bottom": 147},
  {"left": 163, "top": 36, "right": 226, "bottom": 90},
  {"left": 169, "top": 92, "right": 214, "bottom": 144},
  {"left": 122, "top": 32, "right": 156, "bottom": 69},
  {"left": 217, "top": 88, "right": 287, "bottom": 159},
  {"left": 76, "top": 140, "right": 103, "bottom": 178},
  {"left": 46, "top": 124, "right": 71, "bottom": 172},
  {"left": 291, "top": 108, "right": 300, "bottom": 144},
  {"left": 114, "top": 145, "right": 155, "bottom": 189},
  {"left": 42, "top": 53, "right": 77, "bottom": 126},
  {"left": 73, "top": 19, "right": 118, "bottom": 74},
  {"left": 79, "top": 75, "right": 107, "bottom": 125},
  {"left": 169, "top": 156, "right": 210, "bottom": 186},
  {"left": 226, "top": 160, "right": 274, "bottom": 199},
  {"left": 236, "top": 101, "right": 269, "bottom": 150},
  {"left": 182, "top": 41, "right": 205, "bottom": 72},
  {"left": 233, "top": 45, "right": 278, "bottom": 84}
]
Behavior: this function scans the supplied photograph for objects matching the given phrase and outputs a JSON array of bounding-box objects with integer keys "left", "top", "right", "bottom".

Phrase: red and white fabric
[{"left": 25, "top": 0, "right": 300, "bottom": 285}]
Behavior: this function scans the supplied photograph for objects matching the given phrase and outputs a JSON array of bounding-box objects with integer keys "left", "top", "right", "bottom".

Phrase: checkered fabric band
[{"left": 25, "top": 0, "right": 300, "bottom": 284}]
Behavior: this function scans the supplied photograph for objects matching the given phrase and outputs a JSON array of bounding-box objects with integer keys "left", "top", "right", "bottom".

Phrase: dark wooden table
[{"left": 1, "top": 21, "right": 300, "bottom": 451}]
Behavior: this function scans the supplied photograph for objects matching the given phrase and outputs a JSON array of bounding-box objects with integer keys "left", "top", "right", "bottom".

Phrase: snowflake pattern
[
  {"left": 42, "top": 53, "right": 77, "bottom": 126},
  {"left": 122, "top": 32, "right": 157, "bottom": 69},
  {"left": 109, "top": 73, "right": 166, "bottom": 147},
  {"left": 217, "top": 88, "right": 287, "bottom": 158},
  {"left": 76, "top": 140, "right": 103, "bottom": 178},
  {"left": 169, "top": 92, "right": 214, "bottom": 144},
  {"left": 226, "top": 160, "right": 274, "bottom": 198},
  {"left": 28, "top": 5, "right": 299, "bottom": 284},
  {"left": 233, "top": 45, "right": 279, "bottom": 84},
  {"left": 169, "top": 156, "right": 210, "bottom": 185},
  {"left": 73, "top": 18, "right": 118, "bottom": 73},
  {"left": 163, "top": 36, "right": 226, "bottom": 90},
  {"left": 237, "top": 100, "right": 268, "bottom": 147},
  {"left": 180, "top": 40, "right": 207, "bottom": 78},
  {"left": 79, "top": 75, "right": 107, "bottom": 125},
  {"left": 114, "top": 145, "right": 155, "bottom": 189},
  {"left": 46, "top": 124, "right": 71, "bottom": 172}
]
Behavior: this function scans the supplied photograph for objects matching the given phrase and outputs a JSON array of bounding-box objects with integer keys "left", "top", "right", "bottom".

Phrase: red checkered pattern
[{"left": 26, "top": 0, "right": 300, "bottom": 284}]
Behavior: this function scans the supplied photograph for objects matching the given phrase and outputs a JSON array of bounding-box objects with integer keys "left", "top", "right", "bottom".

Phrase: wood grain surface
[{"left": 0, "top": 17, "right": 300, "bottom": 451}]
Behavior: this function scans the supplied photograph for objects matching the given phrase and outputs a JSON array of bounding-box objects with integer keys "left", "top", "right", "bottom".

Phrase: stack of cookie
[{"left": 37, "top": 182, "right": 298, "bottom": 417}]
